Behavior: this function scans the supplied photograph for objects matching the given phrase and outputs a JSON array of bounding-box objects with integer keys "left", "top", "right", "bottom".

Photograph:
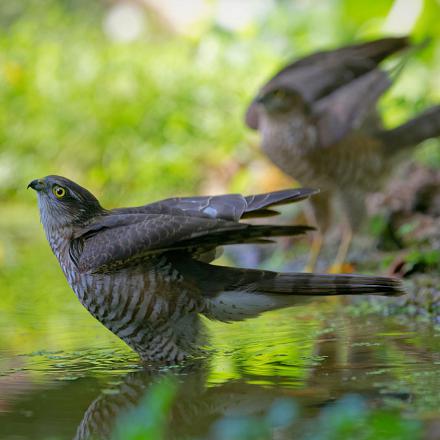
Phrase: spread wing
[
  {"left": 273, "top": 36, "right": 409, "bottom": 71},
  {"left": 314, "top": 69, "right": 392, "bottom": 147},
  {"left": 245, "top": 36, "right": 409, "bottom": 130},
  {"left": 112, "top": 188, "right": 317, "bottom": 221},
  {"left": 70, "top": 188, "right": 317, "bottom": 273}
]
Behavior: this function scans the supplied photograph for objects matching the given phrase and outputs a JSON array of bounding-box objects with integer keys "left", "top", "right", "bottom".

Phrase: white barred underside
[{"left": 208, "top": 291, "right": 309, "bottom": 322}]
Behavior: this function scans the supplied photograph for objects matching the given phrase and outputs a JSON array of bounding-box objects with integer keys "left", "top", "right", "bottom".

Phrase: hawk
[
  {"left": 245, "top": 36, "right": 440, "bottom": 271},
  {"left": 29, "top": 176, "right": 403, "bottom": 363}
]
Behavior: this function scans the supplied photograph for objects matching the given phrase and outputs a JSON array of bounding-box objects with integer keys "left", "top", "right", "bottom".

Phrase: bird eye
[
  {"left": 52, "top": 185, "right": 66, "bottom": 199},
  {"left": 274, "top": 89, "right": 286, "bottom": 98}
]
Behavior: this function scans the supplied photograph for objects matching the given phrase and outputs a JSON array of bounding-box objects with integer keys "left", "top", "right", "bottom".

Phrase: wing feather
[
  {"left": 71, "top": 213, "right": 312, "bottom": 273},
  {"left": 245, "top": 36, "right": 409, "bottom": 130},
  {"left": 71, "top": 188, "right": 316, "bottom": 273},
  {"left": 315, "top": 69, "right": 392, "bottom": 147},
  {"left": 110, "top": 188, "right": 316, "bottom": 222}
]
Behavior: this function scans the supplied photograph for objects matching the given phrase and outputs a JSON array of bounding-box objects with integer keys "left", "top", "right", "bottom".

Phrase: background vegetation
[{"left": 1, "top": 0, "right": 439, "bottom": 207}]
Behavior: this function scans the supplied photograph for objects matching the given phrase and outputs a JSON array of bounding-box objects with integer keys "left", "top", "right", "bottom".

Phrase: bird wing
[
  {"left": 314, "top": 69, "right": 392, "bottom": 148},
  {"left": 245, "top": 37, "right": 409, "bottom": 130},
  {"left": 245, "top": 61, "right": 375, "bottom": 130},
  {"left": 111, "top": 188, "right": 317, "bottom": 221},
  {"left": 70, "top": 212, "right": 313, "bottom": 273},
  {"left": 268, "top": 36, "right": 409, "bottom": 79}
]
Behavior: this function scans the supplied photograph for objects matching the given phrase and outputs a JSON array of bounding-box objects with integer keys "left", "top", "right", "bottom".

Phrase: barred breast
[
  {"left": 260, "top": 115, "right": 332, "bottom": 188},
  {"left": 55, "top": 244, "right": 206, "bottom": 362},
  {"left": 261, "top": 117, "right": 392, "bottom": 192}
]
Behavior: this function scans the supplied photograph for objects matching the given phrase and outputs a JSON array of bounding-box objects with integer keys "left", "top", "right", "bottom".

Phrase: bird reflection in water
[{"left": 73, "top": 321, "right": 414, "bottom": 440}]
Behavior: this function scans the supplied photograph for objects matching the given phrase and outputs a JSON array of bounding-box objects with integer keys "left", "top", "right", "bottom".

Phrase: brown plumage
[
  {"left": 29, "top": 176, "right": 404, "bottom": 363},
  {"left": 245, "top": 36, "right": 440, "bottom": 268}
]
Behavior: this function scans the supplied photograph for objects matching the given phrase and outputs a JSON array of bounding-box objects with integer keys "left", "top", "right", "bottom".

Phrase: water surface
[
  {"left": 1, "top": 304, "right": 439, "bottom": 439},
  {"left": 0, "top": 238, "right": 439, "bottom": 439}
]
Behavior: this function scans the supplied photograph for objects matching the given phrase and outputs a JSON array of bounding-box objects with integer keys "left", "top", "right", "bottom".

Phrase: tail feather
[
  {"left": 253, "top": 272, "right": 404, "bottom": 297},
  {"left": 379, "top": 105, "right": 440, "bottom": 153},
  {"left": 205, "top": 267, "right": 405, "bottom": 322}
]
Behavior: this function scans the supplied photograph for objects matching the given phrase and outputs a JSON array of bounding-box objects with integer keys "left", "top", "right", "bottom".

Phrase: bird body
[
  {"left": 47, "top": 224, "right": 211, "bottom": 362},
  {"left": 246, "top": 37, "right": 440, "bottom": 264},
  {"left": 30, "top": 176, "right": 403, "bottom": 363},
  {"left": 259, "top": 114, "right": 392, "bottom": 228},
  {"left": 259, "top": 112, "right": 389, "bottom": 187}
]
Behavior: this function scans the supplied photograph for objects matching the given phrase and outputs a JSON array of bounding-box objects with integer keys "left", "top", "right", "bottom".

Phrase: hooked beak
[{"left": 27, "top": 179, "right": 45, "bottom": 191}]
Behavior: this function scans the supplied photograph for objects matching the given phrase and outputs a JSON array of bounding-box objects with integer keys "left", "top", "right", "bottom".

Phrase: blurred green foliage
[
  {"left": 112, "top": 377, "right": 178, "bottom": 440},
  {"left": 211, "top": 397, "right": 298, "bottom": 440},
  {"left": 0, "top": 0, "right": 439, "bottom": 208},
  {"left": 404, "top": 248, "right": 440, "bottom": 271},
  {"left": 304, "top": 394, "right": 422, "bottom": 440},
  {"left": 111, "top": 384, "right": 423, "bottom": 440}
]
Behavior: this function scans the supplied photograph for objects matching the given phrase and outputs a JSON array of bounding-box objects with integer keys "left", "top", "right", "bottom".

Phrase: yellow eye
[{"left": 53, "top": 186, "right": 66, "bottom": 199}]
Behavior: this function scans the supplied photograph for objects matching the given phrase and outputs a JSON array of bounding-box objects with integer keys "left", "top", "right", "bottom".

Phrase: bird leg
[
  {"left": 327, "top": 223, "right": 353, "bottom": 274},
  {"left": 304, "top": 232, "right": 323, "bottom": 273},
  {"left": 303, "top": 194, "right": 330, "bottom": 273}
]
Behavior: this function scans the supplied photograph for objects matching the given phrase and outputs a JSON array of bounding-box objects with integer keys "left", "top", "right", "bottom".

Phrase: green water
[{"left": 1, "top": 232, "right": 439, "bottom": 439}]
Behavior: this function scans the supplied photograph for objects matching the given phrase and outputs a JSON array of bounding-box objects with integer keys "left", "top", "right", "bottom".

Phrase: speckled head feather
[
  {"left": 256, "top": 87, "right": 310, "bottom": 115},
  {"left": 28, "top": 175, "right": 106, "bottom": 229}
]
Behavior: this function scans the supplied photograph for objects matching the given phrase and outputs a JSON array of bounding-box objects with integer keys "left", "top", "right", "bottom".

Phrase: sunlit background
[
  {"left": 1, "top": 0, "right": 439, "bottom": 204},
  {"left": 0, "top": 1, "right": 439, "bottom": 439}
]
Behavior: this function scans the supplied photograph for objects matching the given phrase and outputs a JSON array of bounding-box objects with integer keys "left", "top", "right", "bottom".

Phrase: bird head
[
  {"left": 28, "top": 175, "right": 105, "bottom": 229},
  {"left": 256, "top": 87, "right": 310, "bottom": 115}
]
